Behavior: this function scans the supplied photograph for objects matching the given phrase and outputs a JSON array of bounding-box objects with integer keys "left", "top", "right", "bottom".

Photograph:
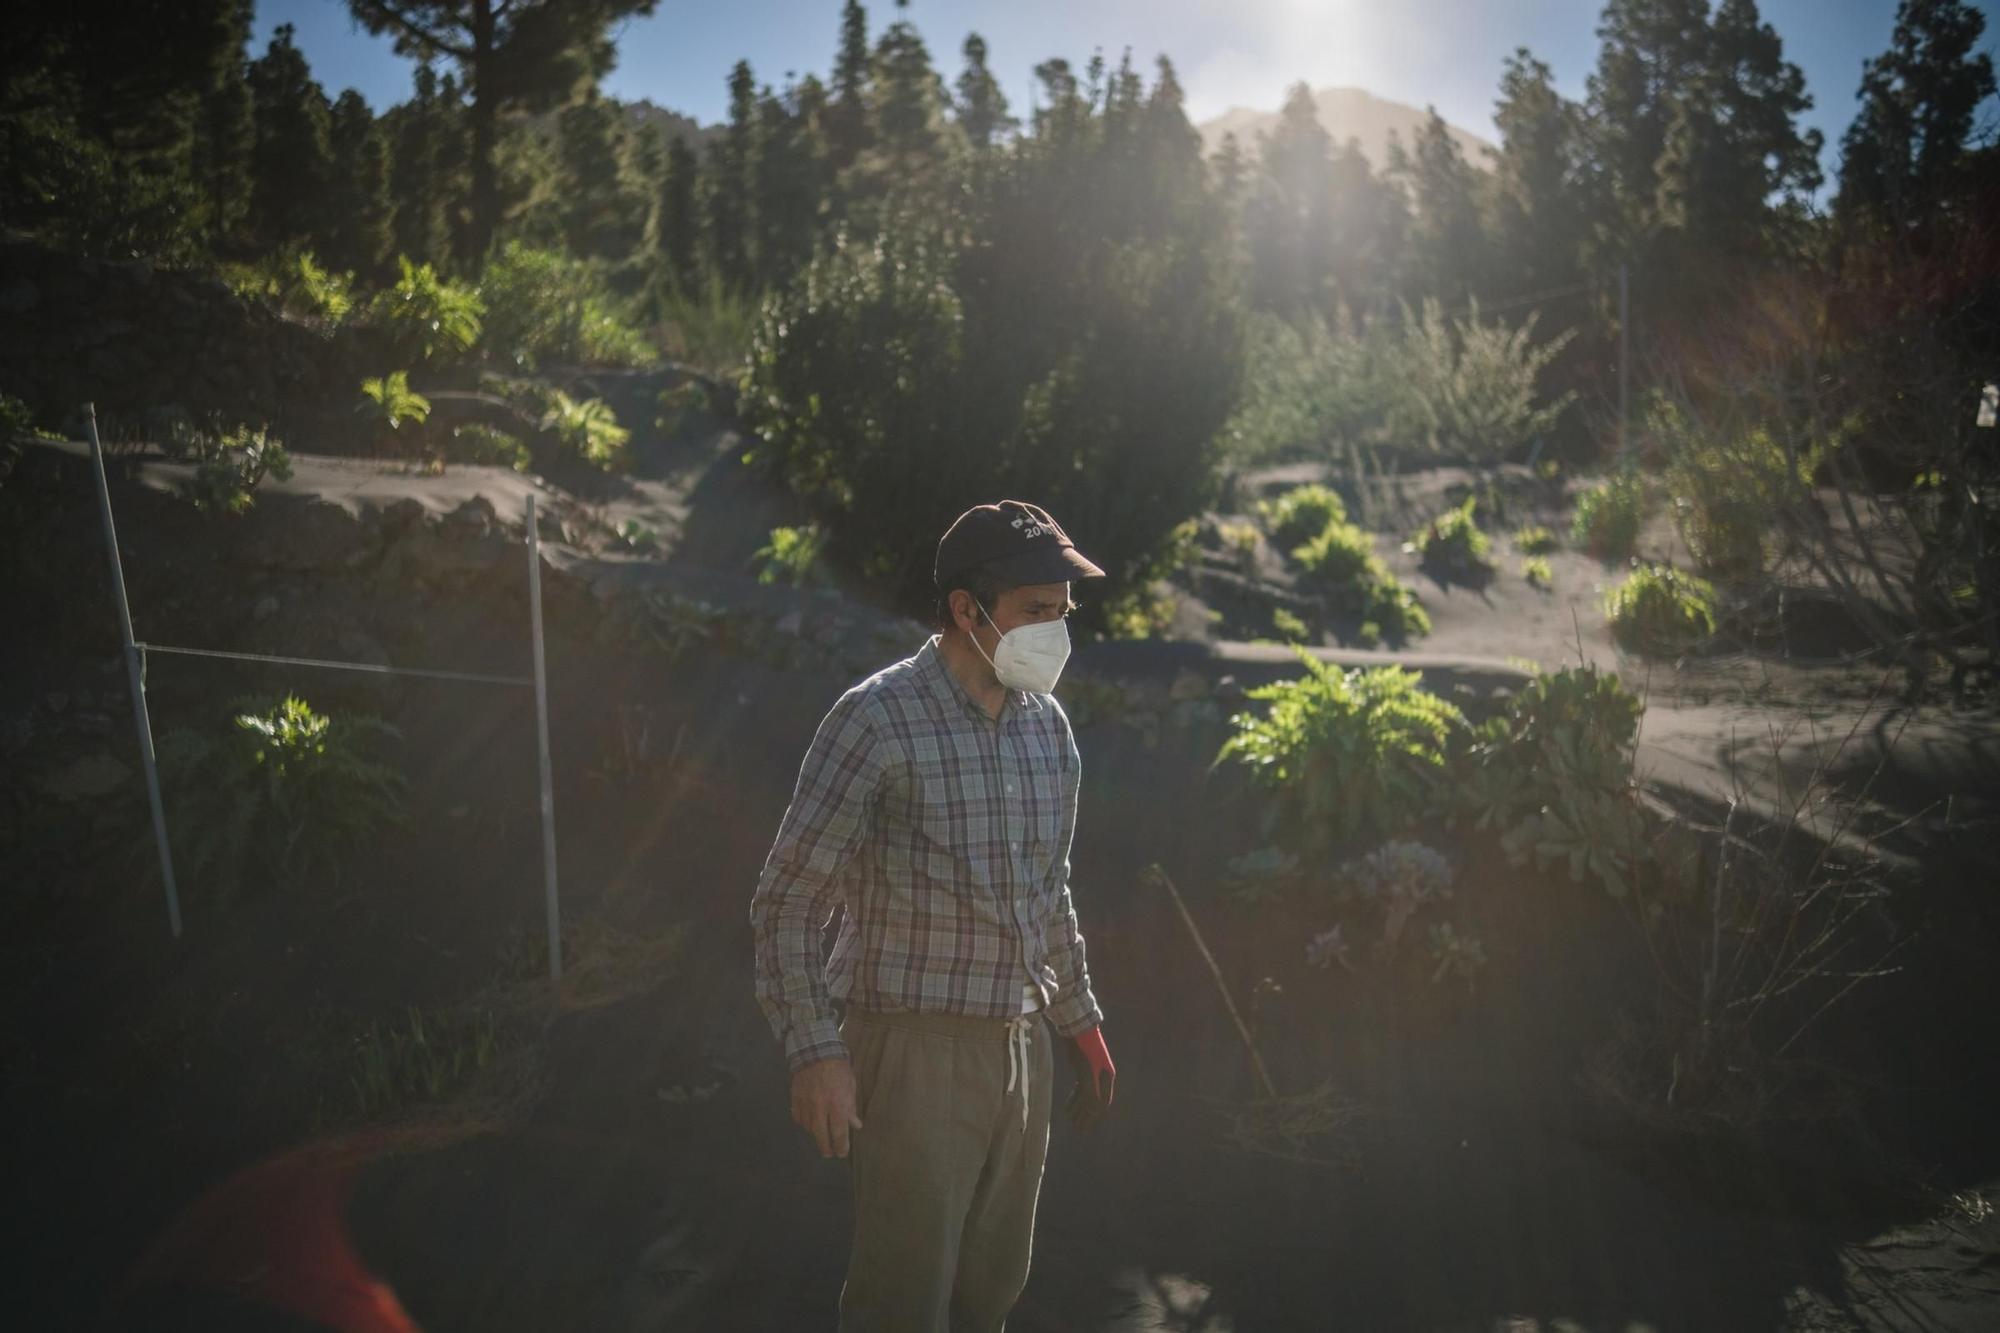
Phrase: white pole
[
  {"left": 526, "top": 494, "right": 562, "bottom": 983},
  {"left": 86, "top": 403, "right": 182, "bottom": 938}
]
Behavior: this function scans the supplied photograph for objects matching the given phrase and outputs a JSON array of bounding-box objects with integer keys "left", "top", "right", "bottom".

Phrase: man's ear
[{"left": 947, "top": 589, "right": 977, "bottom": 634}]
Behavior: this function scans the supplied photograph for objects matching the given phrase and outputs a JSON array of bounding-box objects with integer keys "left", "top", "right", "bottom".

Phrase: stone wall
[{"left": 0, "top": 241, "right": 358, "bottom": 438}]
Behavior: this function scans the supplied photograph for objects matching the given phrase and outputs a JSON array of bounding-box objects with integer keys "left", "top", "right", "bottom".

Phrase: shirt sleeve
[
  {"left": 750, "top": 687, "right": 887, "bottom": 1073},
  {"left": 1042, "top": 707, "right": 1103, "bottom": 1038}
]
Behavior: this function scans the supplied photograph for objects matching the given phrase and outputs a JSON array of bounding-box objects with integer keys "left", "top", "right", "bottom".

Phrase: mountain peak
[{"left": 1197, "top": 87, "right": 1494, "bottom": 172}]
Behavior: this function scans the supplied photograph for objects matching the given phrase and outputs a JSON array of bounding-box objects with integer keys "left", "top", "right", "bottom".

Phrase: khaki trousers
[{"left": 836, "top": 1005, "right": 1054, "bottom": 1333}]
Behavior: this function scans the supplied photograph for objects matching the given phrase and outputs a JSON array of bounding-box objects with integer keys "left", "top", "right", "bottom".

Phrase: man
[{"left": 750, "top": 500, "right": 1118, "bottom": 1332}]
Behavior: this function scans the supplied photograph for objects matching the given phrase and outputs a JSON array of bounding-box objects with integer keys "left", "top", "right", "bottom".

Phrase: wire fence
[{"left": 84, "top": 404, "right": 568, "bottom": 981}]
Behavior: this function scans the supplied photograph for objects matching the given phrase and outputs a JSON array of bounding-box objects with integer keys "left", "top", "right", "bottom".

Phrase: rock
[
  {"left": 377, "top": 524, "right": 512, "bottom": 589},
  {"left": 236, "top": 498, "right": 368, "bottom": 573},
  {"left": 443, "top": 494, "right": 497, "bottom": 539},
  {"left": 378, "top": 497, "right": 427, "bottom": 536},
  {"left": 1169, "top": 668, "right": 1209, "bottom": 702},
  {"left": 38, "top": 753, "right": 132, "bottom": 801}
]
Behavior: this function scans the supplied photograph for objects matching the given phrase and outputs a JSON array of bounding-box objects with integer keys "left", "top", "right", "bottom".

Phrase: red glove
[{"left": 1064, "top": 1026, "right": 1115, "bottom": 1130}]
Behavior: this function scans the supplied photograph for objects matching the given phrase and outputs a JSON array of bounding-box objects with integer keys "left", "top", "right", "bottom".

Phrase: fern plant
[
  {"left": 1512, "top": 524, "right": 1560, "bottom": 554},
  {"left": 1218, "top": 650, "right": 1467, "bottom": 858},
  {"left": 753, "top": 523, "right": 827, "bottom": 585},
  {"left": 358, "top": 371, "right": 430, "bottom": 434},
  {"left": 1259, "top": 483, "right": 1348, "bottom": 549},
  {"left": 1571, "top": 470, "right": 1648, "bottom": 559},
  {"left": 1605, "top": 563, "right": 1718, "bottom": 654},
  {"left": 540, "top": 390, "right": 631, "bottom": 470},
  {"left": 150, "top": 694, "right": 408, "bottom": 901},
  {"left": 1411, "top": 496, "right": 1493, "bottom": 574},
  {"left": 367, "top": 255, "right": 484, "bottom": 363}
]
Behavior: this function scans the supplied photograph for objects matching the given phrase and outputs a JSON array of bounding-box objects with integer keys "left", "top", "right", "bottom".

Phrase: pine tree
[
  {"left": 1490, "top": 49, "right": 1588, "bottom": 298},
  {"left": 557, "top": 92, "right": 642, "bottom": 258},
  {"left": 1585, "top": 0, "right": 1821, "bottom": 307},
  {"left": 1389, "top": 108, "right": 1491, "bottom": 306},
  {"left": 827, "top": 0, "right": 873, "bottom": 168},
  {"left": 190, "top": 0, "right": 255, "bottom": 252},
  {"left": 323, "top": 90, "right": 393, "bottom": 277},
  {"left": 705, "top": 60, "right": 758, "bottom": 292},
  {"left": 872, "top": 11, "right": 944, "bottom": 167},
  {"left": 388, "top": 64, "right": 451, "bottom": 267},
  {"left": 245, "top": 23, "right": 333, "bottom": 252},
  {"left": 656, "top": 133, "right": 701, "bottom": 294},
  {"left": 1836, "top": 0, "right": 1996, "bottom": 232},
  {"left": 347, "top": 0, "right": 659, "bottom": 265},
  {"left": 955, "top": 34, "right": 1014, "bottom": 150},
  {"left": 753, "top": 80, "right": 832, "bottom": 289},
  {"left": 1243, "top": 84, "right": 1337, "bottom": 314}
]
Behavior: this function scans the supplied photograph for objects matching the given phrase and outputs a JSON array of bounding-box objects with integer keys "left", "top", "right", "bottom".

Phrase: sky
[{"left": 261, "top": 0, "right": 2000, "bottom": 183}]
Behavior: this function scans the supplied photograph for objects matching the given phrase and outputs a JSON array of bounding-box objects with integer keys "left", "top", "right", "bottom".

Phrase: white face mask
[{"left": 970, "top": 597, "right": 1072, "bottom": 694}]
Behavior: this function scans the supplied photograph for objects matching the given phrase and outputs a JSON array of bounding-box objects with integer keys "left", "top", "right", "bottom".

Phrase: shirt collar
[{"left": 916, "top": 635, "right": 1043, "bottom": 723}]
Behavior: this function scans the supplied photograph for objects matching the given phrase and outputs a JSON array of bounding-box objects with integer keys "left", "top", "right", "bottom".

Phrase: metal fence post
[
  {"left": 86, "top": 403, "right": 183, "bottom": 938},
  {"left": 526, "top": 494, "right": 562, "bottom": 983}
]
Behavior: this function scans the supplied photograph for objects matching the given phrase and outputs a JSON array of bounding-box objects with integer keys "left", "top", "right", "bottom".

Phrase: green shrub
[
  {"left": 745, "top": 106, "right": 1243, "bottom": 620},
  {"left": 1606, "top": 564, "right": 1718, "bottom": 654},
  {"left": 151, "top": 694, "right": 407, "bottom": 901},
  {"left": 1270, "top": 607, "right": 1311, "bottom": 643},
  {"left": 657, "top": 273, "right": 757, "bottom": 375},
  {"left": 1217, "top": 519, "right": 1262, "bottom": 563},
  {"left": 1291, "top": 519, "right": 1377, "bottom": 590},
  {"left": 655, "top": 379, "right": 712, "bottom": 435},
  {"left": 182, "top": 425, "right": 293, "bottom": 515},
  {"left": 1653, "top": 398, "right": 1818, "bottom": 578},
  {"left": 479, "top": 242, "right": 653, "bottom": 370},
  {"left": 1224, "top": 312, "right": 1387, "bottom": 463},
  {"left": 446, "top": 423, "right": 531, "bottom": 472},
  {"left": 1454, "top": 665, "right": 1649, "bottom": 896},
  {"left": 0, "top": 391, "right": 32, "bottom": 442},
  {"left": 1570, "top": 470, "right": 1647, "bottom": 559},
  {"left": 1224, "top": 301, "right": 1576, "bottom": 466},
  {"left": 1513, "top": 524, "right": 1560, "bottom": 554},
  {"left": 1218, "top": 651, "right": 1467, "bottom": 857},
  {"left": 1259, "top": 483, "right": 1348, "bottom": 549},
  {"left": 1386, "top": 299, "right": 1577, "bottom": 462},
  {"left": 753, "top": 523, "right": 827, "bottom": 586},
  {"left": 1520, "top": 555, "right": 1554, "bottom": 590},
  {"left": 224, "top": 248, "right": 355, "bottom": 326},
  {"left": 357, "top": 371, "right": 430, "bottom": 435},
  {"left": 1356, "top": 580, "right": 1433, "bottom": 646},
  {"left": 349, "top": 1004, "right": 498, "bottom": 1115},
  {"left": 1308, "top": 842, "right": 1487, "bottom": 992},
  {"left": 539, "top": 390, "right": 630, "bottom": 469},
  {"left": 366, "top": 256, "right": 483, "bottom": 364},
  {"left": 1291, "top": 519, "right": 1431, "bottom": 645},
  {"left": 1412, "top": 496, "right": 1493, "bottom": 573}
]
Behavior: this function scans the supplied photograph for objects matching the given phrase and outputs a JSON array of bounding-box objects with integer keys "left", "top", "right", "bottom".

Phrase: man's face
[{"left": 956, "top": 581, "right": 1073, "bottom": 649}]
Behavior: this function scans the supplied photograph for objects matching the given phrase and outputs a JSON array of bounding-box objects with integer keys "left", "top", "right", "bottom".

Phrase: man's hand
[
  {"left": 790, "top": 1056, "right": 863, "bottom": 1158},
  {"left": 1064, "top": 1026, "right": 1116, "bottom": 1131}
]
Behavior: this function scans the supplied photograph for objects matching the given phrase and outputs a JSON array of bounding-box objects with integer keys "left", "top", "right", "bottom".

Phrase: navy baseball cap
[{"left": 935, "top": 500, "right": 1106, "bottom": 589}]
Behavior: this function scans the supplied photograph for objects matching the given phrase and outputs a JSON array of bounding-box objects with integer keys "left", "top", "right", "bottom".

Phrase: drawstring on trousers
[{"left": 1003, "top": 1015, "right": 1033, "bottom": 1132}]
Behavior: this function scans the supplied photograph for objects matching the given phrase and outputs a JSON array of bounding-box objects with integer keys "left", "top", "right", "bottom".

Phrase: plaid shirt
[{"left": 751, "top": 635, "right": 1103, "bottom": 1073}]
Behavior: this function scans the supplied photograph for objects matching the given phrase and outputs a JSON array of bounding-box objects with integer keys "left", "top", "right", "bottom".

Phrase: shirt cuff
[
  {"left": 783, "top": 1021, "right": 849, "bottom": 1075},
  {"left": 1046, "top": 990, "right": 1103, "bottom": 1040}
]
